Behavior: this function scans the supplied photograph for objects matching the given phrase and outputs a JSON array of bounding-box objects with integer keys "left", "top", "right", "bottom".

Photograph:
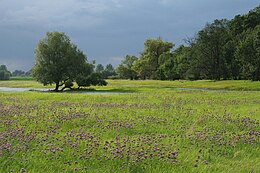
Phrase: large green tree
[
  {"left": 132, "top": 57, "right": 150, "bottom": 80},
  {"left": 193, "top": 19, "right": 229, "bottom": 80},
  {"left": 172, "top": 45, "right": 193, "bottom": 79},
  {"left": 235, "top": 26, "right": 260, "bottom": 80},
  {"left": 156, "top": 52, "right": 176, "bottom": 80},
  {"left": 117, "top": 55, "right": 138, "bottom": 80},
  {"left": 32, "top": 32, "right": 89, "bottom": 91},
  {"left": 134, "top": 38, "right": 174, "bottom": 79}
]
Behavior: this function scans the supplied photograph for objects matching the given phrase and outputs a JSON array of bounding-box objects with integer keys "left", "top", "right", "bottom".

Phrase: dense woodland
[{"left": 115, "top": 6, "right": 260, "bottom": 81}]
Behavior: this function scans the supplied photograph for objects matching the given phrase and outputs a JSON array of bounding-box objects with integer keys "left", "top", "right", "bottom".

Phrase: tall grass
[{"left": 0, "top": 81, "right": 259, "bottom": 172}]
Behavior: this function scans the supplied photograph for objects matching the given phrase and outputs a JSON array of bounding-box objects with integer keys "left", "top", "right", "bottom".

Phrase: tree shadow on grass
[
  {"left": 28, "top": 87, "right": 138, "bottom": 94},
  {"left": 63, "top": 87, "right": 137, "bottom": 94}
]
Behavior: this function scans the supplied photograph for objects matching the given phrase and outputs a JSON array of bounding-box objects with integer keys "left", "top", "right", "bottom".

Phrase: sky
[{"left": 0, "top": 0, "right": 259, "bottom": 71}]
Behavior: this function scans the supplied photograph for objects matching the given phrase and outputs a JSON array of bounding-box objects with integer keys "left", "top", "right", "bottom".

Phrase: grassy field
[
  {"left": 1, "top": 78, "right": 260, "bottom": 91},
  {"left": 0, "top": 79, "right": 260, "bottom": 172}
]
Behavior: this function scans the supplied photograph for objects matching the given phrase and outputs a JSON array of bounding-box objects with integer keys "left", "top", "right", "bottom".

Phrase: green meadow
[
  {"left": 2, "top": 78, "right": 260, "bottom": 91},
  {"left": 0, "top": 79, "right": 259, "bottom": 172}
]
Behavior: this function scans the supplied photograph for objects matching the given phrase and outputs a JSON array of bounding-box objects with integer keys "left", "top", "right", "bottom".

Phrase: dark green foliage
[
  {"left": 192, "top": 19, "right": 229, "bottom": 80},
  {"left": 12, "top": 70, "right": 25, "bottom": 76},
  {"left": 0, "top": 65, "right": 11, "bottom": 80},
  {"left": 132, "top": 57, "right": 150, "bottom": 80},
  {"left": 76, "top": 62, "right": 107, "bottom": 88},
  {"left": 32, "top": 32, "right": 107, "bottom": 91},
  {"left": 32, "top": 32, "right": 86, "bottom": 91},
  {"left": 94, "top": 63, "right": 117, "bottom": 79},
  {"left": 235, "top": 26, "right": 260, "bottom": 80},
  {"left": 88, "top": 73, "right": 108, "bottom": 86},
  {"left": 102, "top": 64, "right": 117, "bottom": 79},
  {"left": 95, "top": 64, "right": 104, "bottom": 74},
  {"left": 172, "top": 45, "right": 192, "bottom": 79},
  {"left": 76, "top": 73, "right": 107, "bottom": 88},
  {"left": 189, "top": 9, "right": 260, "bottom": 81},
  {"left": 135, "top": 38, "right": 174, "bottom": 79},
  {"left": 11, "top": 70, "right": 31, "bottom": 77},
  {"left": 116, "top": 55, "right": 138, "bottom": 80},
  {"left": 156, "top": 52, "right": 177, "bottom": 80}
]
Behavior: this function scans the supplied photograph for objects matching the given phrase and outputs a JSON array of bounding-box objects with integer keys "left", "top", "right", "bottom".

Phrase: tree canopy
[
  {"left": 132, "top": 38, "right": 174, "bottom": 79},
  {"left": 116, "top": 55, "right": 138, "bottom": 80},
  {"left": 32, "top": 32, "right": 106, "bottom": 91}
]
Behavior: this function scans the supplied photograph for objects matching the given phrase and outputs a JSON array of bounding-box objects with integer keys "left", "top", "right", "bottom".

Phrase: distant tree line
[
  {"left": 114, "top": 6, "right": 260, "bottom": 81},
  {"left": 12, "top": 70, "right": 31, "bottom": 77},
  {"left": 95, "top": 64, "right": 117, "bottom": 79},
  {"left": 0, "top": 65, "right": 32, "bottom": 80}
]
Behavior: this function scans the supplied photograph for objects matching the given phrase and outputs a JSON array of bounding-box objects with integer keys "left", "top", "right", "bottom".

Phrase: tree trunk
[{"left": 54, "top": 82, "right": 59, "bottom": 92}]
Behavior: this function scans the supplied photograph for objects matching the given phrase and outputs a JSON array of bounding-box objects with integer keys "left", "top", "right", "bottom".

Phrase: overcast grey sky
[{"left": 0, "top": 0, "right": 259, "bottom": 71}]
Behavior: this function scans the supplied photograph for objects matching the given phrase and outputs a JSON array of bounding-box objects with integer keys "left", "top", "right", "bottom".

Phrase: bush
[{"left": 76, "top": 73, "right": 107, "bottom": 89}]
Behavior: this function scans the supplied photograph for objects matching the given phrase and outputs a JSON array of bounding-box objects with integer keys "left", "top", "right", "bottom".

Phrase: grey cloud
[
  {"left": 0, "top": 0, "right": 259, "bottom": 71},
  {"left": 0, "top": 0, "right": 124, "bottom": 29}
]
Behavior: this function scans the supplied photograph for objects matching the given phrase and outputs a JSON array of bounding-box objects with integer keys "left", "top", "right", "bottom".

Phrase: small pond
[
  {"left": 0, "top": 87, "right": 223, "bottom": 94},
  {"left": 0, "top": 87, "right": 46, "bottom": 92}
]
